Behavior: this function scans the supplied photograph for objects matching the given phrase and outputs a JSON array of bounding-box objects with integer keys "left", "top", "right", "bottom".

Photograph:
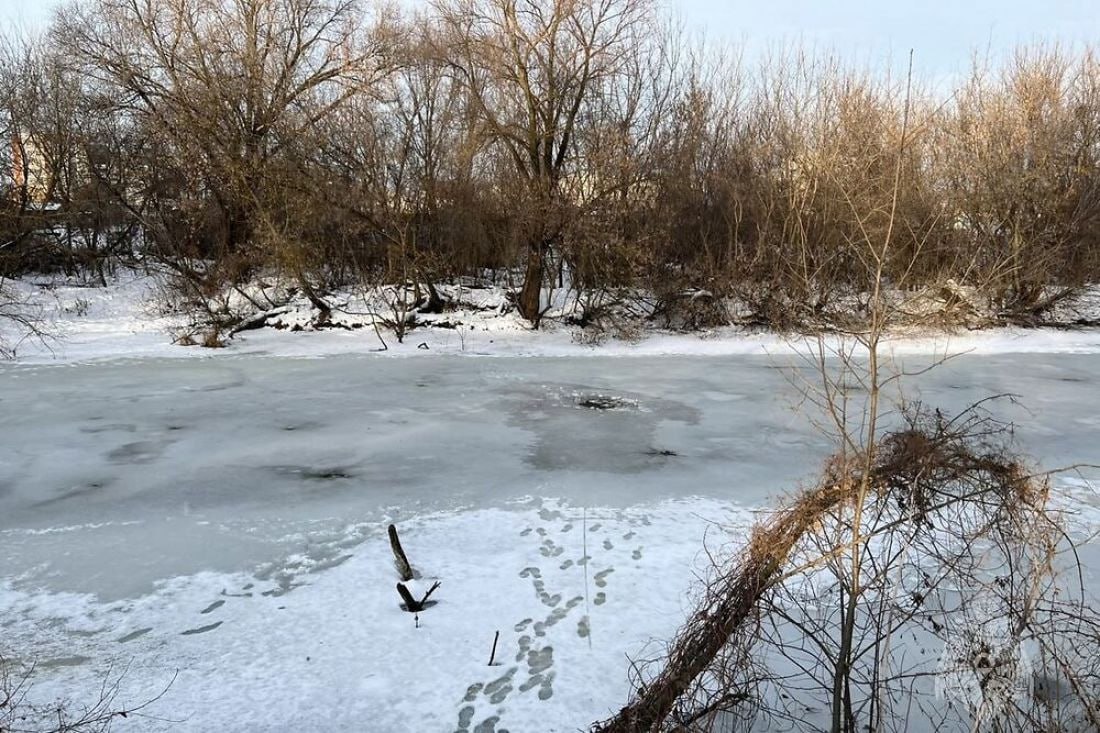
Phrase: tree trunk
[{"left": 518, "top": 240, "right": 545, "bottom": 327}]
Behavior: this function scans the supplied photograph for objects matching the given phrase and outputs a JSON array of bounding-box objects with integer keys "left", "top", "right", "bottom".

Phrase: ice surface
[{"left": 2, "top": 353, "right": 1099, "bottom": 731}]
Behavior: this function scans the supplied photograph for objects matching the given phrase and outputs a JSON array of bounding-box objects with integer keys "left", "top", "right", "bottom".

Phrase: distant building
[{"left": 10, "top": 130, "right": 54, "bottom": 205}]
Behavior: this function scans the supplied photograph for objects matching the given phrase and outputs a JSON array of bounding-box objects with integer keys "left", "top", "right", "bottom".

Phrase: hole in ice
[{"left": 574, "top": 394, "right": 638, "bottom": 411}]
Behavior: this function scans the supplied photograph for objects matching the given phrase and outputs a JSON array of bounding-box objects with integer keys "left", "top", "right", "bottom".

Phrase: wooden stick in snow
[
  {"left": 397, "top": 581, "right": 441, "bottom": 613},
  {"left": 488, "top": 631, "right": 500, "bottom": 666},
  {"left": 388, "top": 524, "right": 413, "bottom": 581}
]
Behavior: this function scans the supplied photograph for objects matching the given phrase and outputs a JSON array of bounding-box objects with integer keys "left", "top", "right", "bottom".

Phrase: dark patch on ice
[
  {"left": 644, "top": 448, "right": 679, "bottom": 457},
  {"left": 505, "top": 383, "right": 699, "bottom": 474},
  {"left": 304, "top": 468, "right": 354, "bottom": 480},
  {"left": 106, "top": 440, "right": 171, "bottom": 465},
  {"left": 39, "top": 656, "right": 90, "bottom": 669},
  {"left": 181, "top": 621, "right": 223, "bottom": 635},
  {"left": 185, "top": 372, "right": 247, "bottom": 393},
  {"left": 34, "top": 480, "right": 111, "bottom": 507},
  {"left": 80, "top": 422, "right": 136, "bottom": 434},
  {"left": 280, "top": 421, "right": 324, "bottom": 432},
  {"left": 272, "top": 465, "right": 356, "bottom": 481},
  {"left": 200, "top": 600, "right": 225, "bottom": 614},
  {"left": 117, "top": 628, "right": 152, "bottom": 643}
]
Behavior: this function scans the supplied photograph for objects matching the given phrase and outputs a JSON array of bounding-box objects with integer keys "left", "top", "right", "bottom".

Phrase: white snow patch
[{"left": 1, "top": 499, "right": 754, "bottom": 732}]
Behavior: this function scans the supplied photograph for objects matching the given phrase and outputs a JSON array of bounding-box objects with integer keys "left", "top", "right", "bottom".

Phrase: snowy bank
[{"left": 3, "top": 273, "right": 1100, "bottom": 364}]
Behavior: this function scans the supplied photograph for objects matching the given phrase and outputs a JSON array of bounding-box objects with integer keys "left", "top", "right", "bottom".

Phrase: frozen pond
[{"left": 2, "top": 353, "right": 1099, "bottom": 731}]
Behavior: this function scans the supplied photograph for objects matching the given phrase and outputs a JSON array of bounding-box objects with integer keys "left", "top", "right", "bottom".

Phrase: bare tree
[
  {"left": 57, "top": 0, "right": 396, "bottom": 300},
  {"left": 433, "top": 0, "right": 654, "bottom": 325}
]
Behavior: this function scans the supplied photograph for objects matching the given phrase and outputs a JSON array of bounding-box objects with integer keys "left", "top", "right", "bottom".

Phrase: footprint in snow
[
  {"left": 483, "top": 667, "right": 516, "bottom": 704},
  {"left": 117, "top": 627, "right": 152, "bottom": 643},
  {"left": 539, "top": 540, "right": 563, "bottom": 558},
  {"left": 594, "top": 568, "right": 614, "bottom": 588},
  {"left": 456, "top": 705, "right": 476, "bottom": 731},
  {"left": 473, "top": 715, "right": 504, "bottom": 733},
  {"left": 577, "top": 616, "right": 590, "bottom": 638}
]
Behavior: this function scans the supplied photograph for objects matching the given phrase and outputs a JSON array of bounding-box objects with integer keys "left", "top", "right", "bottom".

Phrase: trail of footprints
[
  {"left": 115, "top": 526, "right": 369, "bottom": 641},
  {"left": 116, "top": 560, "right": 345, "bottom": 642},
  {"left": 456, "top": 505, "right": 648, "bottom": 733}
]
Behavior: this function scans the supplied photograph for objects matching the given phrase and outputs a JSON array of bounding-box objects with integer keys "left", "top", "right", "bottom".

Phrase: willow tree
[{"left": 434, "top": 0, "right": 653, "bottom": 325}]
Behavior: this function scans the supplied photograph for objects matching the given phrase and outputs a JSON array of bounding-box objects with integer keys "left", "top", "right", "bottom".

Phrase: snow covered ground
[
  {"left": 5, "top": 272, "right": 1100, "bottom": 365},
  {"left": 2, "top": 275, "right": 1100, "bottom": 731}
]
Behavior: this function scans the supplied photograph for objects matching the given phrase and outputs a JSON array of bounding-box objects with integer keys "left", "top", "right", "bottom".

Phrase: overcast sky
[{"left": 2, "top": 0, "right": 1097, "bottom": 80}]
